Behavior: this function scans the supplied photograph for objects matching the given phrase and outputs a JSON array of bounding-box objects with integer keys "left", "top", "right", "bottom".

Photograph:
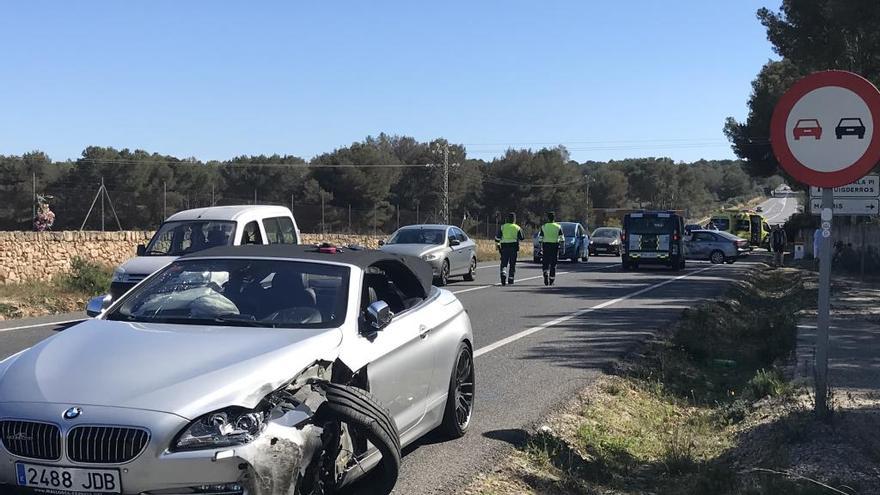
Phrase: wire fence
[{"left": 3, "top": 180, "right": 514, "bottom": 239}]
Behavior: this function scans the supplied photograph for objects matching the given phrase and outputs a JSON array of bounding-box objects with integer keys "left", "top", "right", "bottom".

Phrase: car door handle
[{"left": 419, "top": 325, "right": 430, "bottom": 339}]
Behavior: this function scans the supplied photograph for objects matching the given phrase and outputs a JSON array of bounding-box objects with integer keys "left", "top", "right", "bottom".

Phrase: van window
[
  {"left": 712, "top": 218, "right": 730, "bottom": 231},
  {"left": 626, "top": 216, "right": 674, "bottom": 235},
  {"left": 242, "top": 221, "right": 263, "bottom": 245},
  {"left": 264, "top": 217, "right": 297, "bottom": 244}
]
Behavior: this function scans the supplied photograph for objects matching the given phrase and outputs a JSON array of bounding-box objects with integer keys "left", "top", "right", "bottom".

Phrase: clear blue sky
[{"left": 0, "top": 1, "right": 779, "bottom": 163}]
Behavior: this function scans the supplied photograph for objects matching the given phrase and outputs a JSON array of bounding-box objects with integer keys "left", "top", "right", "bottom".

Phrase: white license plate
[
  {"left": 16, "top": 463, "right": 121, "bottom": 493},
  {"left": 639, "top": 252, "right": 658, "bottom": 258}
]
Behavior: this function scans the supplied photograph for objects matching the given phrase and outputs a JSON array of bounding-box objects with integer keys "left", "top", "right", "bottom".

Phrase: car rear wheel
[
  {"left": 463, "top": 258, "right": 477, "bottom": 281},
  {"left": 436, "top": 260, "right": 450, "bottom": 286},
  {"left": 710, "top": 250, "right": 725, "bottom": 264},
  {"left": 440, "top": 342, "right": 475, "bottom": 438}
]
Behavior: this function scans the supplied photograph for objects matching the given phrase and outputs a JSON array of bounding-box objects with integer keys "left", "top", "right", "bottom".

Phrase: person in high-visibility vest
[
  {"left": 538, "top": 211, "right": 565, "bottom": 286},
  {"left": 495, "top": 212, "right": 524, "bottom": 286}
]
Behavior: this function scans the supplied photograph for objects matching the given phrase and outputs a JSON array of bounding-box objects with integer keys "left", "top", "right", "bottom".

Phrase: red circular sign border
[{"left": 770, "top": 70, "right": 880, "bottom": 188}]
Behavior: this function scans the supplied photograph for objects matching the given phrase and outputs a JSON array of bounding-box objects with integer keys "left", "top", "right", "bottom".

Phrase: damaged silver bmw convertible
[{"left": 0, "top": 245, "right": 475, "bottom": 495}]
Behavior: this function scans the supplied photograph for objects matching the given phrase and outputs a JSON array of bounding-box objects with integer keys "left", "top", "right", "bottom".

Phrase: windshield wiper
[{"left": 213, "top": 314, "right": 270, "bottom": 327}]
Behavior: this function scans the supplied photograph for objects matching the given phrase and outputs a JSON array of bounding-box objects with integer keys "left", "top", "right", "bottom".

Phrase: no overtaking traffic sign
[{"left": 770, "top": 71, "right": 880, "bottom": 188}]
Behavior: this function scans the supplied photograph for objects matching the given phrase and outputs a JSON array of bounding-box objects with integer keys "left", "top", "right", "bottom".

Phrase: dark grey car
[{"left": 685, "top": 230, "right": 751, "bottom": 264}]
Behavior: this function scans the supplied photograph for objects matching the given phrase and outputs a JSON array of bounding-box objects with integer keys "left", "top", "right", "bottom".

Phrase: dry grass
[{"left": 462, "top": 266, "right": 857, "bottom": 495}]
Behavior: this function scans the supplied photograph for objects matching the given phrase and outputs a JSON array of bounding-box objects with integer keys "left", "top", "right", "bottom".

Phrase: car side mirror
[
  {"left": 450, "top": 239, "right": 461, "bottom": 247},
  {"left": 136, "top": 244, "right": 146, "bottom": 256},
  {"left": 86, "top": 294, "right": 113, "bottom": 317},
  {"left": 365, "top": 301, "right": 392, "bottom": 332},
  {"left": 378, "top": 240, "right": 386, "bottom": 246}
]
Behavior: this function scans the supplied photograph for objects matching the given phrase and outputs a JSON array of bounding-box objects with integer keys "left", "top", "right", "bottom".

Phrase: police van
[{"left": 622, "top": 210, "right": 686, "bottom": 271}]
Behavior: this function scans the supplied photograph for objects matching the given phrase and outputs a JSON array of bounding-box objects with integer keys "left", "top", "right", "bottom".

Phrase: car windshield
[
  {"left": 840, "top": 118, "right": 862, "bottom": 125},
  {"left": 626, "top": 216, "right": 674, "bottom": 235},
  {"left": 387, "top": 228, "right": 445, "bottom": 245},
  {"left": 144, "top": 220, "right": 235, "bottom": 256},
  {"left": 107, "top": 259, "right": 350, "bottom": 329},
  {"left": 796, "top": 119, "right": 818, "bottom": 127},
  {"left": 561, "top": 224, "right": 578, "bottom": 236},
  {"left": 592, "top": 228, "right": 618, "bottom": 238}
]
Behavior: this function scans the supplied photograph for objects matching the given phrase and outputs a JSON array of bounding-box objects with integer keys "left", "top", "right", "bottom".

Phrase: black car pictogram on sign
[{"left": 836, "top": 118, "right": 866, "bottom": 139}]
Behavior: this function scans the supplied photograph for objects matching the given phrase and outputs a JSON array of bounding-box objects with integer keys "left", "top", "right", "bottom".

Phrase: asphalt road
[
  {"left": 0, "top": 255, "right": 762, "bottom": 494},
  {"left": 759, "top": 193, "right": 800, "bottom": 225}
]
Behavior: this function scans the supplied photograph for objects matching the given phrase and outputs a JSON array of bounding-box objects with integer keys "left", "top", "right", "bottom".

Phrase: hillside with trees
[{"left": 1, "top": 135, "right": 773, "bottom": 234}]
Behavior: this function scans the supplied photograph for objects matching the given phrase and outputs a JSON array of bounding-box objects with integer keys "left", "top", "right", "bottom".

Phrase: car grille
[
  {"left": 0, "top": 420, "right": 62, "bottom": 460},
  {"left": 67, "top": 426, "right": 149, "bottom": 464}
]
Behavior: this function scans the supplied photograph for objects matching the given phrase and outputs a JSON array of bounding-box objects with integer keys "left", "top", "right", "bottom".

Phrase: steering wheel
[{"left": 264, "top": 307, "right": 323, "bottom": 325}]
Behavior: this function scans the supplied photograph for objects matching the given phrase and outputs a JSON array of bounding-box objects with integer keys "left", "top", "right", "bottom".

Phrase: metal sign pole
[{"left": 815, "top": 187, "right": 833, "bottom": 417}]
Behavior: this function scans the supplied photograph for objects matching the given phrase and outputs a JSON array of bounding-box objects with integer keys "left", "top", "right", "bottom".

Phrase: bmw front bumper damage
[{"left": 0, "top": 387, "right": 331, "bottom": 495}]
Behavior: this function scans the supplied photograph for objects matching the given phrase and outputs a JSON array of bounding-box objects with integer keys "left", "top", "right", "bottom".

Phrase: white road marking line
[
  {"left": 452, "top": 263, "right": 617, "bottom": 295},
  {"left": 0, "top": 318, "right": 86, "bottom": 333},
  {"left": 473, "top": 265, "right": 717, "bottom": 358}
]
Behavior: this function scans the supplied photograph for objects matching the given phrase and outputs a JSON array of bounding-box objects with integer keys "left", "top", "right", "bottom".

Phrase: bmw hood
[
  {"left": 0, "top": 320, "right": 342, "bottom": 420},
  {"left": 119, "top": 255, "right": 177, "bottom": 277},
  {"left": 380, "top": 244, "right": 443, "bottom": 259}
]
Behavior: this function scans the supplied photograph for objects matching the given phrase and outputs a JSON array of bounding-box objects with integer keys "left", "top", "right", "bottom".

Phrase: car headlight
[
  {"left": 422, "top": 253, "right": 441, "bottom": 261},
  {"left": 173, "top": 407, "right": 266, "bottom": 451},
  {"left": 611, "top": 239, "right": 620, "bottom": 245},
  {"left": 111, "top": 267, "right": 126, "bottom": 282}
]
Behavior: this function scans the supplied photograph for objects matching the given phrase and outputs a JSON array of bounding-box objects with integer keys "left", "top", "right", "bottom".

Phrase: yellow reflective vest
[{"left": 540, "top": 222, "right": 564, "bottom": 243}]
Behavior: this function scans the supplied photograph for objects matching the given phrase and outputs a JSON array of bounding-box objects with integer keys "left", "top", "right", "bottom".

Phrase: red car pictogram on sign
[{"left": 793, "top": 119, "right": 822, "bottom": 140}]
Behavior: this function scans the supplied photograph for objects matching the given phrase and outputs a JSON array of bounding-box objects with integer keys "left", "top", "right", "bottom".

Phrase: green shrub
[
  {"left": 61, "top": 257, "right": 112, "bottom": 295},
  {"left": 745, "top": 369, "right": 790, "bottom": 400}
]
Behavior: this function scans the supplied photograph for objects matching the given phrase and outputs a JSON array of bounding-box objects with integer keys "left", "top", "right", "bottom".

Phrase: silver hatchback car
[{"left": 379, "top": 224, "right": 477, "bottom": 286}]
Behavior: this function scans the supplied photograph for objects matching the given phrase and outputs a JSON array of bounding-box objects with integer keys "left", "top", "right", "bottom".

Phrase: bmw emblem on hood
[{"left": 63, "top": 407, "right": 82, "bottom": 420}]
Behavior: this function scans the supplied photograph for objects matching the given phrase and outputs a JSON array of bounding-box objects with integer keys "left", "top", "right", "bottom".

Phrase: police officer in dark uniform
[
  {"left": 495, "top": 212, "right": 524, "bottom": 286},
  {"left": 538, "top": 211, "right": 565, "bottom": 286}
]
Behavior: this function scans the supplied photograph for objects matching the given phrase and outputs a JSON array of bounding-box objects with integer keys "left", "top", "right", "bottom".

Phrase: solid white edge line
[
  {"left": 0, "top": 318, "right": 86, "bottom": 333},
  {"left": 452, "top": 263, "right": 617, "bottom": 295},
  {"left": 473, "top": 265, "right": 717, "bottom": 358}
]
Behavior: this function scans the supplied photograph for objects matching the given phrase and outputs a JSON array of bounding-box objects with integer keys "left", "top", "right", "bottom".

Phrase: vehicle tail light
[{"left": 673, "top": 233, "right": 680, "bottom": 241}]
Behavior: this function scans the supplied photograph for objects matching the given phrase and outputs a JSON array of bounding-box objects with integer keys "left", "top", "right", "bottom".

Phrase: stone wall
[
  {"left": 0, "top": 231, "right": 154, "bottom": 284},
  {"left": 0, "top": 231, "right": 509, "bottom": 284}
]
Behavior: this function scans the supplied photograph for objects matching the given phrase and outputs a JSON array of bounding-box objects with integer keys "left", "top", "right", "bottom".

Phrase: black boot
[
  {"left": 508, "top": 277, "right": 514, "bottom": 286},
  {"left": 543, "top": 272, "right": 549, "bottom": 286},
  {"left": 501, "top": 273, "right": 507, "bottom": 286}
]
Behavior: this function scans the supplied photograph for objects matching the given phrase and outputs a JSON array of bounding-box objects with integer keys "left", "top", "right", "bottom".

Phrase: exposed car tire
[
  {"left": 710, "top": 250, "right": 725, "bottom": 265},
  {"left": 316, "top": 383, "right": 401, "bottom": 494},
  {"left": 440, "top": 342, "right": 475, "bottom": 439},
  {"left": 463, "top": 258, "right": 477, "bottom": 281},
  {"left": 436, "top": 260, "right": 450, "bottom": 286}
]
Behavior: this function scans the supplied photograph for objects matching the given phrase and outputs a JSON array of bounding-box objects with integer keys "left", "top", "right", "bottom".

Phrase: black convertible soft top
[{"left": 181, "top": 244, "right": 435, "bottom": 298}]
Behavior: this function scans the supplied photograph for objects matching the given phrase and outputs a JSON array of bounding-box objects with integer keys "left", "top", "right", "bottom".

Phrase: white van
[{"left": 109, "top": 205, "right": 300, "bottom": 300}]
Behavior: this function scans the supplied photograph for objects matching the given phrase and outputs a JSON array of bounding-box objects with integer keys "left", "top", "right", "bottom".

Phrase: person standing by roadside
[
  {"left": 538, "top": 211, "right": 565, "bottom": 286},
  {"left": 770, "top": 224, "right": 788, "bottom": 267},
  {"left": 495, "top": 212, "right": 524, "bottom": 286}
]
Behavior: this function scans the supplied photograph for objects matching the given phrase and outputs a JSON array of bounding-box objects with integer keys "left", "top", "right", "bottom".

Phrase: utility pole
[
  {"left": 442, "top": 144, "right": 449, "bottom": 225},
  {"left": 163, "top": 181, "right": 167, "bottom": 219},
  {"left": 32, "top": 172, "right": 36, "bottom": 229},
  {"left": 321, "top": 191, "right": 326, "bottom": 234},
  {"left": 100, "top": 177, "right": 105, "bottom": 232},
  {"left": 430, "top": 142, "right": 456, "bottom": 225},
  {"left": 211, "top": 184, "right": 215, "bottom": 206}
]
